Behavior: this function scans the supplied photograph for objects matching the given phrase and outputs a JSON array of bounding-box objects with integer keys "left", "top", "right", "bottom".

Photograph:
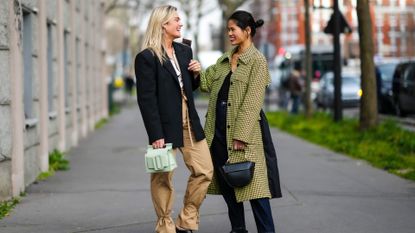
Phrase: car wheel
[
  {"left": 394, "top": 98, "right": 407, "bottom": 117},
  {"left": 378, "top": 99, "right": 386, "bottom": 114},
  {"left": 379, "top": 108, "right": 387, "bottom": 114},
  {"left": 314, "top": 99, "right": 321, "bottom": 108}
]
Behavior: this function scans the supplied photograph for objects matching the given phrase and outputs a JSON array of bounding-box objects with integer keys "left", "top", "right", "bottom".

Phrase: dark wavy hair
[{"left": 228, "top": 10, "right": 264, "bottom": 37}]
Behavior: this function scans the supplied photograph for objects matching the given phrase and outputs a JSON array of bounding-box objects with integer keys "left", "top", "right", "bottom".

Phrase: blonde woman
[{"left": 134, "top": 5, "right": 213, "bottom": 233}]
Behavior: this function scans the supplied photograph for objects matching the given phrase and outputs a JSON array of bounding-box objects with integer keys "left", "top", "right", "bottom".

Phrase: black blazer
[{"left": 134, "top": 42, "right": 204, "bottom": 148}]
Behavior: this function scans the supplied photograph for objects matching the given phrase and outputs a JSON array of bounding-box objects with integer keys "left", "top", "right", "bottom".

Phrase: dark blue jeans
[
  {"left": 211, "top": 101, "right": 276, "bottom": 233},
  {"left": 290, "top": 94, "right": 301, "bottom": 114}
]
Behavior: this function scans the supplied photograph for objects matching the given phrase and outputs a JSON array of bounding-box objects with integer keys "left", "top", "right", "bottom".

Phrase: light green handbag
[{"left": 145, "top": 143, "right": 177, "bottom": 173}]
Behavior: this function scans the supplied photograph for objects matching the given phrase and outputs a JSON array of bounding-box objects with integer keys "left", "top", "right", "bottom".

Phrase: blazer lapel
[
  {"left": 162, "top": 51, "right": 181, "bottom": 86},
  {"left": 173, "top": 43, "right": 188, "bottom": 74},
  {"left": 173, "top": 43, "right": 191, "bottom": 92}
]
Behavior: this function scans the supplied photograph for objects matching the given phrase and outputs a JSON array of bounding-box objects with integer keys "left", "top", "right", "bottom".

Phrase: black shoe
[
  {"left": 176, "top": 228, "right": 193, "bottom": 233},
  {"left": 229, "top": 228, "right": 248, "bottom": 233}
]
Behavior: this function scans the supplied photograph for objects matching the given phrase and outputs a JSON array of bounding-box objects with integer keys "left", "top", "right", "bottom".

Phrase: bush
[
  {"left": 49, "top": 149, "right": 70, "bottom": 171},
  {"left": 95, "top": 118, "right": 108, "bottom": 129},
  {"left": 0, "top": 198, "right": 19, "bottom": 220},
  {"left": 266, "top": 111, "right": 415, "bottom": 180},
  {"left": 37, "top": 150, "right": 70, "bottom": 181},
  {"left": 110, "top": 103, "right": 121, "bottom": 116}
]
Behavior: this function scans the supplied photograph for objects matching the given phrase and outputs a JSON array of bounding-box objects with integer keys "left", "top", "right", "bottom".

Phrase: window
[
  {"left": 23, "top": 12, "right": 34, "bottom": 119},
  {"left": 64, "top": 31, "right": 69, "bottom": 108},
  {"left": 76, "top": 38, "right": 80, "bottom": 108},
  {"left": 47, "top": 23, "right": 54, "bottom": 112},
  {"left": 404, "top": 64, "right": 415, "bottom": 82},
  {"left": 322, "top": 0, "right": 331, "bottom": 8},
  {"left": 85, "top": 43, "right": 89, "bottom": 101}
]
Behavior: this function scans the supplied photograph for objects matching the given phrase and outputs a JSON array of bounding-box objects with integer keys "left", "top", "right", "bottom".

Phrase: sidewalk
[{"left": 1, "top": 103, "right": 415, "bottom": 233}]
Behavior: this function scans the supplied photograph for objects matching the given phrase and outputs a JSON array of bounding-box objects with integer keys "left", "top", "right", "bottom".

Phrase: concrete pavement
[{"left": 1, "top": 102, "right": 415, "bottom": 233}]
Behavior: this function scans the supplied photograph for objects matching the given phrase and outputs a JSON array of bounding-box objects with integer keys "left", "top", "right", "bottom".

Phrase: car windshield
[
  {"left": 378, "top": 64, "right": 397, "bottom": 82},
  {"left": 327, "top": 75, "right": 359, "bottom": 86},
  {"left": 342, "top": 76, "right": 359, "bottom": 86}
]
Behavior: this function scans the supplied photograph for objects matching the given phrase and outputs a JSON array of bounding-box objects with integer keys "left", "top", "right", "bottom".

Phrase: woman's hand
[
  {"left": 233, "top": 139, "right": 246, "bottom": 151},
  {"left": 188, "top": 59, "right": 201, "bottom": 77},
  {"left": 152, "top": 138, "right": 165, "bottom": 149}
]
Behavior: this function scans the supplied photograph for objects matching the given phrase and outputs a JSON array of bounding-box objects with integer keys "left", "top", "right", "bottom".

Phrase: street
[{"left": 1, "top": 102, "right": 415, "bottom": 233}]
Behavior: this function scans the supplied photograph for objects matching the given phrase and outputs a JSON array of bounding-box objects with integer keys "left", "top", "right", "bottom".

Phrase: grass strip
[{"left": 266, "top": 111, "right": 415, "bottom": 180}]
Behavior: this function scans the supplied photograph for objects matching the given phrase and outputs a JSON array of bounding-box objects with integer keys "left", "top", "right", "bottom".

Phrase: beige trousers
[{"left": 151, "top": 96, "right": 213, "bottom": 233}]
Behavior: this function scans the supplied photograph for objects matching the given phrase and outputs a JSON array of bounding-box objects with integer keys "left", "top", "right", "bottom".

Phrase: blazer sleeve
[
  {"left": 233, "top": 56, "right": 270, "bottom": 143},
  {"left": 185, "top": 46, "right": 201, "bottom": 91},
  {"left": 134, "top": 51, "right": 164, "bottom": 144}
]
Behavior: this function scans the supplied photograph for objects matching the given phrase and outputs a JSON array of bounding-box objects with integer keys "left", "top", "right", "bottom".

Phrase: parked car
[
  {"left": 276, "top": 44, "right": 335, "bottom": 82},
  {"left": 376, "top": 62, "right": 399, "bottom": 113},
  {"left": 315, "top": 71, "right": 362, "bottom": 109},
  {"left": 392, "top": 61, "right": 415, "bottom": 116}
]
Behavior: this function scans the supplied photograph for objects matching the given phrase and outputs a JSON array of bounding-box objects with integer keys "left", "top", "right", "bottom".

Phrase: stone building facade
[{"left": 0, "top": 0, "right": 108, "bottom": 200}]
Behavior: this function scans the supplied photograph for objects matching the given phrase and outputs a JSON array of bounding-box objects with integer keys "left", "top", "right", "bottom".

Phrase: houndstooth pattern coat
[{"left": 199, "top": 44, "right": 272, "bottom": 202}]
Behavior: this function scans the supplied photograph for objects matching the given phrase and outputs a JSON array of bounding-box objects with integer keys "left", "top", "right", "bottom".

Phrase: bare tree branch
[
  {"left": 217, "top": 0, "right": 249, "bottom": 51},
  {"left": 105, "top": 0, "right": 157, "bottom": 15},
  {"left": 105, "top": 0, "right": 120, "bottom": 14}
]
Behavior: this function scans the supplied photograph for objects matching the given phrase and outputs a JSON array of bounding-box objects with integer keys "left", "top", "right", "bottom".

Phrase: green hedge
[{"left": 266, "top": 111, "right": 415, "bottom": 180}]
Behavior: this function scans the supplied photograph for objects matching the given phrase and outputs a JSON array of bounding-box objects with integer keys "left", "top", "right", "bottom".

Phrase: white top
[{"left": 170, "top": 51, "right": 184, "bottom": 88}]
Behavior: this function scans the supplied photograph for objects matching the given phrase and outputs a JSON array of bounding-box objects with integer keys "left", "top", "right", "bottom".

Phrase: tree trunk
[
  {"left": 220, "top": 9, "right": 227, "bottom": 52},
  {"left": 304, "top": 0, "right": 313, "bottom": 118},
  {"left": 193, "top": 0, "right": 204, "bottom": 60},
  {"left": 356, "top": 0, "right": 378, "bottom": 130}
]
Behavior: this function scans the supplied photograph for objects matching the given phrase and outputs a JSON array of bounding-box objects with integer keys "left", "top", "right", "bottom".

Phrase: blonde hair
[{"left": 141, "top": 5, "right": 178, "bottom": 63}]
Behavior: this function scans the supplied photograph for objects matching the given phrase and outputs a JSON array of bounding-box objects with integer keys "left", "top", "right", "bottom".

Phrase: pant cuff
[
  {"left": 176, "top": 214, "right": 199, "bottom": 231},
  {"left": 155, "top": 216, "right": 175, "bottom": 233}
]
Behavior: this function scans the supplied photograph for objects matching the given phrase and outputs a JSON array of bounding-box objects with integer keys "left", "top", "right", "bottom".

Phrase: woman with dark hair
[{"left": 198, "top": 10, "right": 281, "bottom": 233}]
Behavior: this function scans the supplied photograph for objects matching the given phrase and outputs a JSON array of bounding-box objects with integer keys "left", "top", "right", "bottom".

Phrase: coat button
[
  {"left": 228, "top": 103, "right": 231, "bottom": 107},
  {"left": 230, "top": 81, "right": 233, "bottom": 85},
  {"left": 227, "top": 125, "right": 230, "bottom": 129},
  {"left": 228, "top": 147, "right": 232, "bottom": 151}
]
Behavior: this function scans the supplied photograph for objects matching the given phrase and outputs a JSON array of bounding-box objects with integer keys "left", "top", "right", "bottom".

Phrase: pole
[
  {"left": 333, "top": 0, "right": 342, "bottom": 121},
  {"left": 304, "top": 0, "right": 313, "bottom": 117}
]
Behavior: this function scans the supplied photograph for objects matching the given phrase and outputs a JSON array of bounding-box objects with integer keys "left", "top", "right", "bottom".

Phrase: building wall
[
  {"left": 0, "top": 0, "right": 14, "bottom": 199},
  {"left": 0, "top": 0, "right": 107, "bottom": 201}
]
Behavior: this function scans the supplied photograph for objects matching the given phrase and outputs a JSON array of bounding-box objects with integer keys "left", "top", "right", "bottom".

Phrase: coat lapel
[
  {"left": 161, "top": 43, "right": 191, "bottom": 92},
  {"left": 162, "top": 52, "right": 181, "bottom": 86},
  {"left": 173, "top": 43, "right": 188, "bottom": 75},
  {"left": 173, "top": 43, "right": 191, "bottom": 92}
]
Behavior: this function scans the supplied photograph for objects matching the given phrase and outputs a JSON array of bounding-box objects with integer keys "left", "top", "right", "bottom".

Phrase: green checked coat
[{"left": 199, "top": 44, "right": 271, "bottom": 202}]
